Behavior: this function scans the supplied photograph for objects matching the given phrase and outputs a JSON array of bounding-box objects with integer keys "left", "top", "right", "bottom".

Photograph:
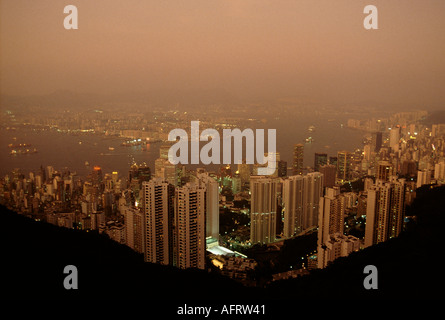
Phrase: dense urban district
[{"left": 1, "top": 105, "right": 445, "bottom": 288}]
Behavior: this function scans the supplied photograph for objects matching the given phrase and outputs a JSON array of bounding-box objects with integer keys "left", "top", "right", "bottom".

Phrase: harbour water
[{"left": 0, "top": 114, "right": 365, "bottom": 180}]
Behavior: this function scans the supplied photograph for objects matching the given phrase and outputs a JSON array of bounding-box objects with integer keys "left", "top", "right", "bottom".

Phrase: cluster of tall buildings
[
  {"left": 0, "top": 164, "right": 126, "bottom": 224},
  {"left": 314, "top": 111, "right": 445, "bottom": 268},
  {"left": 292, "top": 144, "right": 361, "bottom": 186},
  {"left": 364, "top": 177, "right": 406, "bottom": 247},
  {"left": 2, "top": 109, "right": 445, "bottom": 276},
  {"left": 121, "top": 171, "right": 219, "bottom": 270},
  {"left": 248, "top": 167, "right": 325, "bottom": 245}
]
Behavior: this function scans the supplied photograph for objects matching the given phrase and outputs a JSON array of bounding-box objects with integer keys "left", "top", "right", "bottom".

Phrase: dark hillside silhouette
[{"left": 1, "top": 185, "right": 444, "bottom": 300}]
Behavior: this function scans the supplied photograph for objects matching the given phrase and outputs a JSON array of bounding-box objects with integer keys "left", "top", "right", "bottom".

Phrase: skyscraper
[
  {"left": 371, "top": 131, "right": 383, "bottom": 152},
  {"left": 46, "top": 165, "right": 55, "bottom": 182},
  {"left": 389, "top": 127, "right": 400, "bottom": 152},
  {"left": 238, "top": 161, "right": 251, "bottom": 190},
  {"left": 302, "top": 172, "right": 324, "bottom": 229},
  {"left": 123, "top": 205, "right": 145, "bottom": 254},
  {"left": 376, "top": 161, "right": 394, "bottom": 182},
  {"left": 317, "top": 187, "right": 345, "bottom": 247},
  {"left": 336, "top": 151, "right": 351, "bottom": 182},
  {"left": 282, "top": 175, "right": 303, "bottom": 238},
  {"left": 364, "top": 178, "right": 406, "bottom": 248},
  {"left": 197, "top": 171, "right": 219, "bottom": 241},
  {"left": 137, "top": 165, "right": 151, "bottom": 183},
  {"left": 314, "top": 153, "right": 328, "bottom": 172},
  {"left": 277, "top": 160, "right": 287, "bottom": 177},
  {"left": 434, "top": 161, "right": 445, "bottom": 182},
  {"left": 292, "top": 144, "right": 304, "bottom": 175},
  {"left": 416, "top": 169, "right": 431, "bottom": 188},
  {"left": 282, "top": 172, "right": 324, "bottom": 238},
  {"left": 142, "top": 178, "right": 175, "bottom": 266},
  {"left": 91, "top": 166, "right": 103, "bottom": 189},
  {"left": 401, "top": 160, "right": 417, "bottom": 176},
  {"left": 175, "top": 183, "right": 206, "bottom": 270},
  {"left": 363, "top": 144, "right": 372, "bottom": 161},
  {"left": 128, "top": 164, "right": 151, "bottom": 191},
  {"left": 250, "top": 176, "right": 278, "bottom": 244},
  {"left": 319, "top": 164, "right": 336, "bottom": 188},
  {"left": 155, "top": 158, "right": 178, "bottom": 187}
]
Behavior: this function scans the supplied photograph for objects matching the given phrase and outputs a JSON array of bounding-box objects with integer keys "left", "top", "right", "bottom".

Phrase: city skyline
[
  {"left": 1, "top": 0, "right": 444, "bottom": 303},
  {"left": 1, "top": 107, "right": 444, "bottom": 300}
]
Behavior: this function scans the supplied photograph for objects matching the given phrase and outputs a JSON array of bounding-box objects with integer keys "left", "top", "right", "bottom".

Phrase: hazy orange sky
[{"left": 1, "top": 0, "right": 445, "bottom": 107}]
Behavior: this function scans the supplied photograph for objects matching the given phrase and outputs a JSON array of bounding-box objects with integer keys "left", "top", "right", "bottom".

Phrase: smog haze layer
[{"left": 1, "top": 0, "right": 444, "bottom": 110}]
